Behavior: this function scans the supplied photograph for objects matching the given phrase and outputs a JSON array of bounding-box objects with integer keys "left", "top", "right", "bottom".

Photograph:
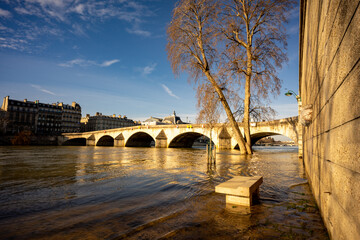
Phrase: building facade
[
  {"left": 36, "top": 101, "right": 62, "bottom": 135},
  {"left": 81, "top": 112, "right": 138, "bottom": 132},
  {"left": 1, "top": 96, "right": 81, "bottom": 135},
  {"left": 142, "top": 116, "right": 165, "bottom": 126},
  {"left": 58, "top": 102, "right": 81, "bottom": 133},
  {"left": 142, "top": 111, "right": 186, "bottom": 126}
]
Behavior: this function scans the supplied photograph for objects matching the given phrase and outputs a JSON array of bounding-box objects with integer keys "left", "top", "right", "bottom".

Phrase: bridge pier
[
  {"left": 114, "top": 140, "right": 125, "bottom": 147},
  {"left": 155, "top": 139, "right": 167, "bottom": 148},
  {"left": 86, "top": 135, "right": 96, "bottom": 146},
  {"left": 218, "top": 128, "right": 232, "bottom": 150},
  {"left": 114, "top": 133, "right": 125, "bottom": 147},
  {"left": 155, "top": 130, "right": 168, "bottom": 148}
]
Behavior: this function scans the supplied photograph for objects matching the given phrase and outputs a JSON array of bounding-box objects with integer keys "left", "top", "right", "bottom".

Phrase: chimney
[
  {"left": 24, "top": 99, "right": 27, "bottom": 102},
  {"left": 118, "top": 115, "right": 122, "bottom": 118},
  {"left": 113, "top": 114, "right": 116, "bottom": 117}
]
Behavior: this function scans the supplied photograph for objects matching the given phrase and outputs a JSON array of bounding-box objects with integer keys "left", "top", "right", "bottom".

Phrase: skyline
[{"left": 0, "top": 0, "right": 300, "bottom": 123}]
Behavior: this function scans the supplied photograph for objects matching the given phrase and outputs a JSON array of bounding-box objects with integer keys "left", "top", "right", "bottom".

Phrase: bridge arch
[
  {"left": 251, "top": 130, "right": 297, "bottom": 146},
  {"left": 62, "top": 138, "right": 87, "bottom": 146},
  {"left": 96, "top": 135, "right": 114, "bottom": 146},
  {"left": 234, "top": 131, "right": 297, "bottom": 149},
  {"left": 168, "top": 132, "right": 213, "bottom": 148},
  {"left": 251, "top": 132, "right": 284, "bottom": 145},
  {"left": 126, "top": 131, "right": 155, "bottom": 147}
]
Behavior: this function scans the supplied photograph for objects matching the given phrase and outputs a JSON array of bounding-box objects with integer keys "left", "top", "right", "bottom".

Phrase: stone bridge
[{"left": 59, "top": 116, "right": 300, "bottom": 151}]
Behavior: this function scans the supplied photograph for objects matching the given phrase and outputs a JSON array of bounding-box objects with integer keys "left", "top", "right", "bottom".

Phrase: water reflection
[{"left": 0, "top": 146, "right": 328, "bottom": 239}]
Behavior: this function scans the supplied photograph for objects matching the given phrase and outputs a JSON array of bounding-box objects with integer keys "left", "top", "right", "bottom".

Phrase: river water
[{"left": 0, "top": 146, "right": 328, "bottom": 239}]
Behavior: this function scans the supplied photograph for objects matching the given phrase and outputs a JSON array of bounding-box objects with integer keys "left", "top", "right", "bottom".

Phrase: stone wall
[{"left": 299, "top": 0, "right": 360, "bottom": 239}]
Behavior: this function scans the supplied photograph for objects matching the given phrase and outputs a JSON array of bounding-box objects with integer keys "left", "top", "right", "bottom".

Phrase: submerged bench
[{"left": 215, "top": 176, "right": 263, "bottom": 206}]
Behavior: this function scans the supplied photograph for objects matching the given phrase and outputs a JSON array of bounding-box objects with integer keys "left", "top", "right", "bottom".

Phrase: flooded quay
[{"left": 0, "top": 146, "right": 329, "bottom": 239}]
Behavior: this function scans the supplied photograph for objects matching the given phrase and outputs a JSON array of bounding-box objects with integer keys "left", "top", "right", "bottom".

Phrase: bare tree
[
  {"left": 167, "top": 0, "right": 250, "bottom": 154},
  {"left": 234, "top": 96, "right": 277, "bottom": 122},
  {"left": 196, "top": 82, "right": 221, "bottom": 147},
  {"left": 196, "top": 82, "right": 220, "bottom": 162},
  {"left": 220, "top": 0, "right": 295, "bottom": 151},
  {"left": 196, "top": 83, "right": 221, "bottom": 126}
]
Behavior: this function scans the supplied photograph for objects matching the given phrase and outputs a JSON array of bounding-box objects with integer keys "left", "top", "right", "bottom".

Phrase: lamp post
[
  {"left": 284, "top": 89, "right": 302, "bottom": 120},
  {"left": 285, "top": 90, "right": 301, "bottom": 102},
  {"left": 285, "top": 89, "right": 303, "bottom": 158}
]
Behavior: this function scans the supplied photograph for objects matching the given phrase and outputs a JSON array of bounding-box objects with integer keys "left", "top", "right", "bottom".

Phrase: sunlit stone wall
[{"left": 299, "top": 0, "right": 360, "bottom": 239}]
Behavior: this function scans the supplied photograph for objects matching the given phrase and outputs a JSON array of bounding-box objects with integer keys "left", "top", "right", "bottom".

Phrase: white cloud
[
  {"left": 0, "top": 8, "right": 12, "bottom": 18},
  {"left": 0, "top": 25, "right": 8, "bottom": 30},
  {"left": 31, "top": 84, "right": 57, "bottom": 96},
  {"left": 58, "top": 59, "right": 91, "bottom": 67},
  {"left": 137, "top": 63, "right": 157, "bottom": 75},
  {"left": 0, "top": 37, "right": 28, "bottom": 51},
  {"left": 161, "top": 84, "right": 180, "bottom": 99},
  {"left": 59, "top": 58, "right": 120, "bottom": 68},
  {"left": 28, "top": 0, "right": 68, "bottom": 8},
  {"left": 14, "top": 7, "right": 33, "bottom": 15},
  {"left": 126, "top": 27, "right": 151, "bottom": 37},
  {"left": 0, "top": 1, "right": 154, "bottom": 51},
  {"left": 71, "top": 23, "right": 87, "bottom": 36},
  {"left": 100, "top": 59, "right": 120, "bottom": 67},
  {"left": 73, "top": 4, "right": 85, "bottom": 15}
]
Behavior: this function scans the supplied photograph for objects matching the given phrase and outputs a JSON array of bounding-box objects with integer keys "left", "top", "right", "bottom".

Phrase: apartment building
[
  {"left": 81, "top": 112, "right": 139, "bottom": 132},
  {"left": 1, "top": 96, "right": 81, "bottom": 135}
]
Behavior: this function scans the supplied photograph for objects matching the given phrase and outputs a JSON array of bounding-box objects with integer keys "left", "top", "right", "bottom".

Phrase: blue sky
[{"left": 0, "top": 0, "right": 300, "bottom": 123}]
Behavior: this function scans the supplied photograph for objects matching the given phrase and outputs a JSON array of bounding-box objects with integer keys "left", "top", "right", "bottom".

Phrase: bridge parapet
[{"left": 60, "top": 116, "right": 300, "bottom": 150}]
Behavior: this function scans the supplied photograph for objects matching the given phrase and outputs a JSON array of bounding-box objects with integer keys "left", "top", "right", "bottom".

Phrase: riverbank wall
[
  {"left": 0, "top": 134, "right": 59, "bottom": 146},
  {"left": 299, "top": 0, "right": 360, "bottom": 239}
]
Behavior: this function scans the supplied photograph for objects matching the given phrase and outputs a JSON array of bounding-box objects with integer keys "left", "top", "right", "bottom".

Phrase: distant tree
[
  {"left": 219, "top": 0, "right": 295, "bottom": 151},
  {"left": 234, "top": 96, "right": 277, "bottom": 122},
  {"left": 167, "top": 0, "right": 250, "bottom": 154},
  {"left": 196, "top": 82, "right": 221, "bottom": 153},
  {"left": 11, "top": 130, "right": 32, "bottom": 145}
]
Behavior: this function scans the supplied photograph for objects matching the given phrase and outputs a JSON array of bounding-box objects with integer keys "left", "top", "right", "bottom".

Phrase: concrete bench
[{"left": 215, "top": 176, "right": 263, "bottom": 206}]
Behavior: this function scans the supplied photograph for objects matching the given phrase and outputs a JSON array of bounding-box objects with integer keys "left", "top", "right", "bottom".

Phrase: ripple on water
[{"left": 0, "top": 146, "right": 328, "bottom": 239}]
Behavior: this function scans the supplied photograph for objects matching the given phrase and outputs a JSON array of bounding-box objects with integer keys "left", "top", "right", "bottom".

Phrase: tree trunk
[
  {"left": 204, "top": 71, "right": 250, "bottom": 154},
  {"left": 244, "top": 46, "right": 253, "bottom": 154},
  {"left": 196, "top": 16, "right": 250, "bottom": 154},
  {"left": 244, "top": 74, "right": 252, "bottom": 153}
]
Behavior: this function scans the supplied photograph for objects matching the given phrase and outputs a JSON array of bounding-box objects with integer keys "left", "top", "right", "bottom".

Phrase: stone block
[
  {"left": 319, "top": 62, "right": 360, "bottom": 134},
  {"left": 215, "top": 176, "right": 262, "bottom": 206},
  {"left": 326, "top": 160, "right": 360, "bottom": 226},
  {"left": 324, "top": 118, "right": 360, "bottom": 173},
  {"left": 215, "top": 176, "right": 262, "bottom": 197},
  {"left": 326, "top": 191, "right": 360, "bottom": 240},
  {"left": 320, "top": 6, "right": 360, "bottom": 108},
  {"left": 226, "top": 195, "right": 251, "bottom": 206}
]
